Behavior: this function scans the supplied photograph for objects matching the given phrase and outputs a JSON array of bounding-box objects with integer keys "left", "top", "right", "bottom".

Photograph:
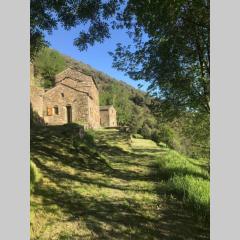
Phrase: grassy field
[{"left": 30, "top": 125, "right": 209, "bottom": 240}]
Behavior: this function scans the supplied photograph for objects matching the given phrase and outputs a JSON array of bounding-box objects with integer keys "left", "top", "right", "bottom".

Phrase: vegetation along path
[{"left": 31, "top": 126, "right": 209, "bottom": 240}]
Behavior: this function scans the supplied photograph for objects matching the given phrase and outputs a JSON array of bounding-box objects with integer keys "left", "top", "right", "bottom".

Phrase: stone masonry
[
  {"left": 100, "top": 106, "right": 117, "bottom": 127},
  {"left": 30, "top": 66, "right": 117, "bottom": 129}
]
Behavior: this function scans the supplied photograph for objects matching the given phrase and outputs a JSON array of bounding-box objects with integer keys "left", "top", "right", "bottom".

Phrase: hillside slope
[
  {"left": 32, "top": 47, "right": 154, "bottom": 126},
  {"left": 31, "top": 125, "right": 209, "bottom": 239}
]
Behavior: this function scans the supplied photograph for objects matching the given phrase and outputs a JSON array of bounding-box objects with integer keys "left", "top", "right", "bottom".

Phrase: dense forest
[{"left": 32, "top": 47, "right": 209, "bottom": 160}]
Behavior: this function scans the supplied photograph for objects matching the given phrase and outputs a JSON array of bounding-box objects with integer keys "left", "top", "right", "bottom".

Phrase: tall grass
[
  {"left": 156, "top": 150, "right": 210, "bottom": 221},
  {"left": 30, "top": 161, "right": 41, "bottom": 192}
]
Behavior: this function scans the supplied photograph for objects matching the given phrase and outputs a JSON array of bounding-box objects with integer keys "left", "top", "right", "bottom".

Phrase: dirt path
[{"left": 31, "top": 128, "right": 209, "bottom": 240}]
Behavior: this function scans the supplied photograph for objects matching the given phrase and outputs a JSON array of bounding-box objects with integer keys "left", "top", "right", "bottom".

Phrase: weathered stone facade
[
  {"left": 30, "top": 67, "right": 100, "bottom": 128},
  {"left": 30, "top": 66, "right": 117, "bottom": 129},
  {"left": 100, "top": 106, "right": 117, "bottom": 127}
]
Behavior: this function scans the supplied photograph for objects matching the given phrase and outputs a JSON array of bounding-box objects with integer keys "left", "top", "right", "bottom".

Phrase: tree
[
  {"left": 30, "top": 0, "right": 124, "bottom": 59},
  {"left": 110, "top": 0, "right": 210, "bottom": 114},
  {"left": 34, "top": 48, "right": 66, "bottom": 88}
]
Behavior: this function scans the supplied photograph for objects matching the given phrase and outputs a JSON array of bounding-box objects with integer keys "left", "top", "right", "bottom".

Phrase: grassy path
[{"left": 31, "top": 127, "right": 209, "bottom": 240}]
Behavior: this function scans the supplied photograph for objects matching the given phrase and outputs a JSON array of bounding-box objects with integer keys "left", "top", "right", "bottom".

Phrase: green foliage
[
  {"left": 140, "top": 124, "right": 152, "bottom": 139},
  {"left": 60, "top": 124, "right": 96, "bottom": 150},
  {"left": 111, "top": 0, "right": 210, "bottom": 114},
  {"left": 157, "top": 124, "right": 181, "bottom": 150},
  {"left": 30, "top": 161, "right": 41, "bottom": 192},
  {"left": 33, "top": 47, "right": 209, "bottom": 159},
  {"left": 33, "top": 48, "right": 66, "bottom": 88},
  {"left": 30, "top": 0, "right": 123, "bottom": 58},
  {"left": 62, "top": 51, "right": 154, "bottom": 128},
  {"left": 84, "top": 130, "right": 96, "bottom": 146},
  {"left": 180, "top": 113, "right": 210, "bottom": 158},
  {"left": 156, "top": 150, "right": 209, "bottom": 221},
  {"left": 168, "top": 175, "right": 210, "bottom": 221},
  {"left": 132, "top": 134, "right": 144, "bottom": 139},
  {"left": 150, "top": 130, "right": 161, "bottom": 143},
  {"left": 31, "top": 126, "right": 209, "bottom": 238}
]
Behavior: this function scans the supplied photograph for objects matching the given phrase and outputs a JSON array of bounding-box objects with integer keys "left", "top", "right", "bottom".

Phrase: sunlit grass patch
[
  {"left": 31, "top": 126, "right": 209, "bottom": 239},
  {"left": 156, "top": 150, "right": 209, "bottom": 180},
  {"left": 167, "top": 175, "right": 210, "bottom": 220},
  {"left": 156, "top": 150, "right": 210, "bottom": 221}
]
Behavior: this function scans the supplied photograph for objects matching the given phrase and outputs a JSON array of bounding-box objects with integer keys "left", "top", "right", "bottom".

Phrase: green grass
[
  {"left": 168, "top": 175, "right": 210, "bottom": 220},
  {"left": 155, "top": 150, "right": 210, "bottom": 221},
  {"left": 30, "top": 161, "right": 42, "bottom": 192},
  {"left": 30, "top": 125, "right": 209, "bottom": 240}
]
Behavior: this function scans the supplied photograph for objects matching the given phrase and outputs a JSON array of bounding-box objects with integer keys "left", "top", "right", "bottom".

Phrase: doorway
[{"left": 66, "top": 105, "right": 72, "bottom": 123}]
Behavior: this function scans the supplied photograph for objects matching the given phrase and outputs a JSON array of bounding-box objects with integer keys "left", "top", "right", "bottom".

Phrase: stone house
[
  {"left": 30, "top": 64, "right": 118, "bottom": 129},
  {"left": 100, "top": 105, "right": 117, "bottom": 127},
  {"left": 30, "top": 67, "right": 101, "bottom": 129}
]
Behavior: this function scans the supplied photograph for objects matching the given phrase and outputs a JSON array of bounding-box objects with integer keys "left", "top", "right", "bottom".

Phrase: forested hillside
[
  {"left": 32, "top": 47, "right": 153, "bottom": 126},
  {"left": 32, "top": 48, "right": 209, "bottom": 159}
]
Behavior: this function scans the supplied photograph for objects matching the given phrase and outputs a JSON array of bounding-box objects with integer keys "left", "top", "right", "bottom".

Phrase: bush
[
  {"left": 140, "top": 124, "right": 152, "bottom": 139},
  {"left": 83, "top": 130, "right": 95, "bottom": 146},
  {"left": 34, "top": 48, "right": 66, "bottom": 88},
  {"left": 158, "top": 142, "right": 167, "bottom": 148},
  {"left": 157, "top": 124, "right": 181, "bottom": 151},
  {"left": 151, "top": 129, "right": 161, "bottom": 143},
  {"left": 132, "top": 133, "right": 144, "bottom": 139},
  {"left": 30, "top": 161, "right": 41, "bottom": 192}
]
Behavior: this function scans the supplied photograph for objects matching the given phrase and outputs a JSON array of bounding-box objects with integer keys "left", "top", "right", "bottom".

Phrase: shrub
[
  {"left": 132, "top": 133, "right": 144, "bottom": 139},
  {"left": 151, "top": 129, "right": 161, "bottom": 143},
  {"left": 30, "top": 161, "right": 41, "bottom": 192},
  {"left": 158, "top": 142, "right": 167, "bottom": 148},
  {"left": 83, "top": 130, "right": 95, "bottom": 146},
  {"left": 140, "top": 124, "right": 152, "bottom": 139},
  {"left": 157, "top": 124, "right": 181, "bottom": 151},
  {"left": 34, "top": 48, "right": 66, "bottom": 88}
]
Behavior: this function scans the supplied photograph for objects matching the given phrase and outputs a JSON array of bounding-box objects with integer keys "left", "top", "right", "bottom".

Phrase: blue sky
[{"left": 44, "top": 25, "right": 148, "bottom": 91}]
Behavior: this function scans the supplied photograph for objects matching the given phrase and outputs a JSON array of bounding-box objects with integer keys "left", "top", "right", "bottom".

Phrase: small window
[
  {"left": 61, "top": 93, "right": 64, "bottom": 97},
  {"left": 54, "top": 106, "right": 59, "bottom": 115},
  {"left": 47, "top": 107, "right": 52, "bottom": 116}
]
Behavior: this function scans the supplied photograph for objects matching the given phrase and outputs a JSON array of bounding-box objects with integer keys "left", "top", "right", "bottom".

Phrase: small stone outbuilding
[{"left": 100, "top": 105, "right": 117, "bottom": 127}]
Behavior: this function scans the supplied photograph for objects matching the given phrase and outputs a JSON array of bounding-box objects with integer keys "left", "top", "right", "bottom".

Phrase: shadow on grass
[{"left": 31, "top": 125, "right": 209, "bottom": 240}]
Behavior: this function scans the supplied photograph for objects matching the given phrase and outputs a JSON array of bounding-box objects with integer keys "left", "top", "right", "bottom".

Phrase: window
[
  {"left": 47, "top": 107, "right": 52, "bottom": 116},
  {"left": 54, "top": 106, "right": 59, "bottom": 115},
  {"left": 61, "top": 93, "right": 64, "bottom": 97}
]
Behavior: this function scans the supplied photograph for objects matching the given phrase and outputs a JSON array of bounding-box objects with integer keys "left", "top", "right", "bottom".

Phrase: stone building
[
  {"left": 100, "top": 105, "right": 117, "bottom": 127},
  {"left": 30, "top": 67, "right": 101, "bottom": 129},
  {"left": 30, "top": 65, "right": 118, "bottom": 129}
]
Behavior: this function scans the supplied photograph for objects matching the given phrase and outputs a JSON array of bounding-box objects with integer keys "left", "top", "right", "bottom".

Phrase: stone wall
[
  {"left": 87, "top": 83, "right": 100, "bottom": 129},
  {"left": 54, "top": 68, "right": 101, "bottom": 128},
  {"left": 108, "top": 106, "right": 117, "bottom": 127},
  {"left": 30, "top": 86, "right": 44, "bottom": 117},
  {"left": 43, "top": 84, "right": 89, "bottom": 126},
  {"left": 100, "top": 109, "right": 110, "bottom": 127},
  {"left": 55, "top": 68, "right": 96, "bottom": 86},
  {"left": 100, "top": 106, "right": 117, "bottom": 127},
  {"left": 30, "top": 62, "right": 34, "bottom": 86},
  {"left": 30, "top": 66, "right": 105, "bottom": 129}
]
